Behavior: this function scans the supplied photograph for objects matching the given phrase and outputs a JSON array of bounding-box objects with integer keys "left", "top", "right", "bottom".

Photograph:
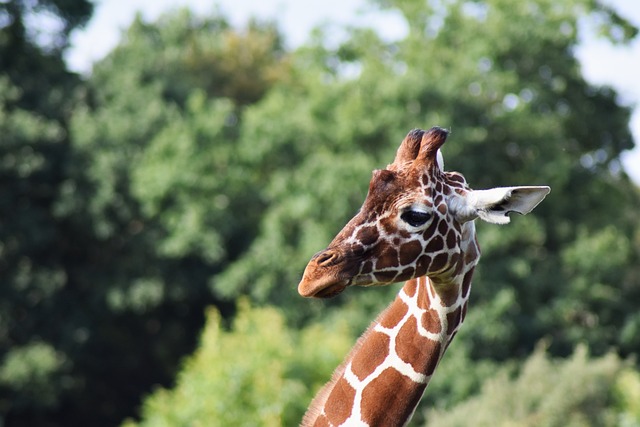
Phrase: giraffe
[{"left": 297, "top": 127, "right": 550, "bottom": 426}]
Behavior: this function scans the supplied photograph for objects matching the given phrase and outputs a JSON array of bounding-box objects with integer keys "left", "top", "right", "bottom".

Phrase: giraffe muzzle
[{"left": 298, "top": 249, "right": 354, "bottom": 298}]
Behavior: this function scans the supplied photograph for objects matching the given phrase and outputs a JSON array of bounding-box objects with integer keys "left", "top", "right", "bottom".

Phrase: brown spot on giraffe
[
  {"left": 425, "top": 234, "right": 445, "bottom": 253},
  {"left": 351, "top": 332, "right": 390, "bottom": 381},
  {"left": 399, "top": 240, "right": 423, "bottom": 265},
  {"left": 375, "top": 246, "right": 399, "bottom": 270},
  {"left": 431, "top": 252, "right": 449, "bottom": 272},
  {"left": 357, "top": 225, "right": 379, "bottom": 246},
  {"left": 311, "top": 415, "right": 330, "bottom": 427},
  {"left": 438, "top": 217, "right": 449, "bottom": 235},
  {"left": 421, "top": 309, "right": 442, "bottom": 334},
  {"left": 449, "top": 253, "right": 462, "bottom": 273},
  {"left": 446, "top": 229, "right": 458, "bottom": 249},
  {"left": 437, "top": 201, "right": 448, "bottom": 215},
  {"left": 374, "top": 270, "right": 397, "bottom": 283},
  {"left": 396, "top": 315, "right": 443, "bottom": 374},
  {"left": 403, "top": 280, "right": 418, "bottom": 298},
  {"left": 379, "top": 301, "right": 409, "bottom": 329},
  {"left": 323, "top": 377, "right": 356, "bottom": 424},
  {"left": 423, "top": 217, "right": 439, "bottom": 238},
  {"left": 416, "top": 254, "right": 432, "bottom": 274},
  {"left": 360, "top": 368, "right": 427, "bottom": 425}
]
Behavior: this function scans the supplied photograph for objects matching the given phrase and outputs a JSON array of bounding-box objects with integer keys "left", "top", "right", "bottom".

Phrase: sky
[{"left": 65, "top": 0, "right": 640, "bottom": 184}]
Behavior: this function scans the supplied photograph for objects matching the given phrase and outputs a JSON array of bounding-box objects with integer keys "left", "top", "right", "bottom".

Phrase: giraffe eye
[{"left": 400, "top": 210, "right": 431, "bottom": 227}]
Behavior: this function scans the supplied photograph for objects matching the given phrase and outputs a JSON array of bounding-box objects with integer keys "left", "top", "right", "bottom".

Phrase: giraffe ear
[{"left": 464, "top": 186, "right": 550, "bottom": 224}]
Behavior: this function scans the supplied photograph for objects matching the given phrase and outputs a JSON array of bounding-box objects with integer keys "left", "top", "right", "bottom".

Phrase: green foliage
[
  {"left": 0, "top": 342, "right": 68, "bottom": 410},
  {"left": 0, "top": 1, "right": 89, "bottom": 419},
  {"left": 614, "top": 369, "right": 640, "bottom": 425},
  {"left": 1, "top": 7, "right": 290, "bottom": 427},
  {"left": 419, "top": 338, "right": 499, "bottom": 414},
  {"left": 124, "top": 301, "right": 353, "bottom": 427},
  {"left": 131, "top": 93, "right": 239, "bottom": 261},
  {"left": 424, "top": 345, "right": 639, "bottom": 427}
]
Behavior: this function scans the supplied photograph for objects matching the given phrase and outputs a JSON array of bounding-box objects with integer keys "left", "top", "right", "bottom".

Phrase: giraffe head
[{"left": 298, "top": 127, "right": 550, "bottom": 298}]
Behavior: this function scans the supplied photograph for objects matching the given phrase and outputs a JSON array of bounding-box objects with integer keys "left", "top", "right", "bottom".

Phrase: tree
[
  {"left": 0, "top": 1, "right": 94, "bottom": 425},
  {"left": 0, "top": 0, "right": 93, "bottom": 119},
  {"left": 1, "top": 8, "right": 291, "bottom": 427},
  {"left": 0, "top": 77, "right": 71, "bottom": 423},
  {"left": 56, "top": 9, "right": 289, "bottom": 427}
]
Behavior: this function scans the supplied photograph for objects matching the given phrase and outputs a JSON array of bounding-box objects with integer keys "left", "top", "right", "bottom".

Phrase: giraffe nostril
[{"left": 316, "top": 250, "right": 340, "bottom": 267}]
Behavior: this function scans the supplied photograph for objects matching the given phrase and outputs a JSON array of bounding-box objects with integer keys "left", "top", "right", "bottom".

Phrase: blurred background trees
[{"left": 1, "top": 0, "right": 640, "bottom": 425}]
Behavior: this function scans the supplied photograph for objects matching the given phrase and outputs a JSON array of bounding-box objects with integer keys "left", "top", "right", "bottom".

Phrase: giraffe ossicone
[{"left": 298, "top": 127, "right": 549, "bottom": 427}]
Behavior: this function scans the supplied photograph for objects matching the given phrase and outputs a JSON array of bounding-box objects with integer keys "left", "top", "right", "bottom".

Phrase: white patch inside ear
[
  {"left": 466, "top": 186, "right": 550, "bottom": 224},
  {"left": 436, "top": 149, "right": 444, "bottom": 171}
]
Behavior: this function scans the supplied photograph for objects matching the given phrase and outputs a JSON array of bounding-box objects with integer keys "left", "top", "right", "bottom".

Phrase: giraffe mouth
[
  {"left": 298, "top": 277, "right": 351, "bottom": 298},
  {"left": 313, "top": 280, "right": 349, "bottom": 298}
]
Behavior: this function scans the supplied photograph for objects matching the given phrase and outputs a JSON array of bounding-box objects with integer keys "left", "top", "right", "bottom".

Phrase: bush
[
  {"left": 123, "top": 300, "right": 354, "bottom": 426},
  {"left": 424, "top": 344, "right": 640, "bottom": 427}
]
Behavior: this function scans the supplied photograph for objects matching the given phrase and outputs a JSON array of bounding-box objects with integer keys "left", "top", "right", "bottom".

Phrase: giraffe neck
[{"left": 301, "top": 265, "right": 476, "bottom": 427}]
